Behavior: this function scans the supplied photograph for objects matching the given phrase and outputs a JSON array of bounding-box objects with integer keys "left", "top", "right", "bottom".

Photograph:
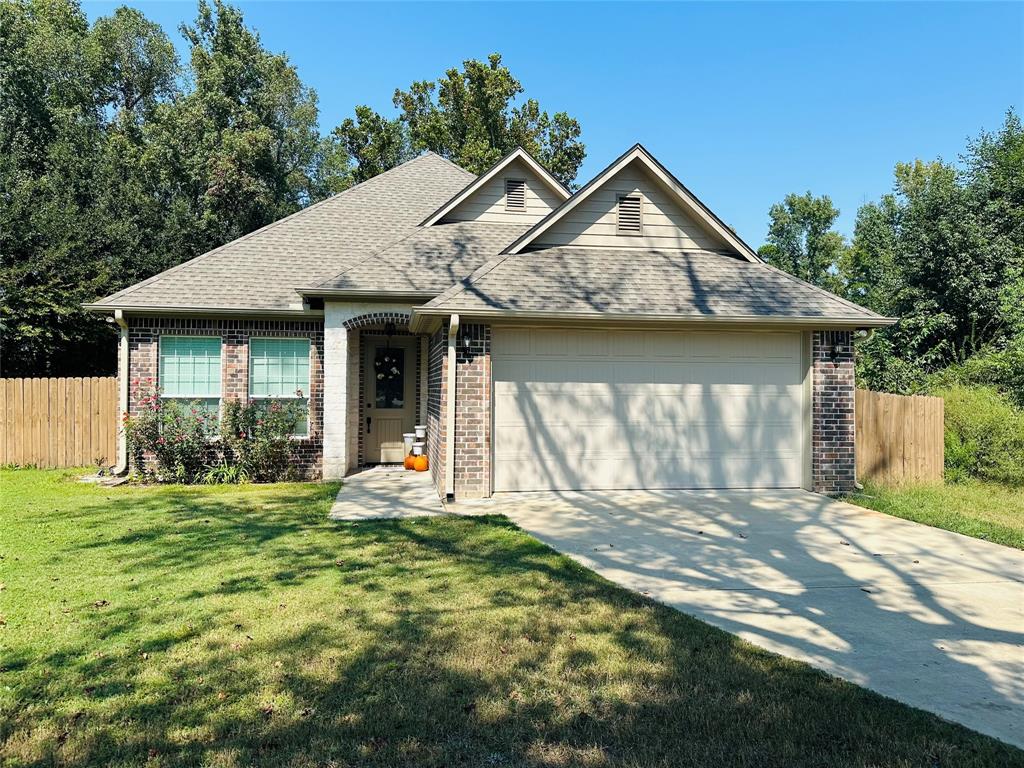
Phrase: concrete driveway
[{"left": 464, "top": 489, "right": 1024, "bottom": 747}]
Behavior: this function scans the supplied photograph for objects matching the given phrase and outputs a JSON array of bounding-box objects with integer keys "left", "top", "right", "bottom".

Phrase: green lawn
[
  {"left": 2, "top": 470, "right": 1020, "bottom": 767},
  {"left": 843, "top": 480, "right": 1024, "bottom": 550}
]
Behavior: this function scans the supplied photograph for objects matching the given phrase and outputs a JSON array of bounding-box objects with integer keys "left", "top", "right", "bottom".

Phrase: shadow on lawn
[{"left": 8, "top": 487, "right": 1022, "bottom": 767}]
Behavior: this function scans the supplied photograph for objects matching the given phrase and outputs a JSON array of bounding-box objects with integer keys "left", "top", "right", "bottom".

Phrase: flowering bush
[
  {"left": 123, "top": 380, "right": 215, "bottom": 482},
  {"left": 219, "top": 395, "right": 305, "bottom": 482},
  {"left": 123, "top": 381, "right": 306, "bottom": 484}
]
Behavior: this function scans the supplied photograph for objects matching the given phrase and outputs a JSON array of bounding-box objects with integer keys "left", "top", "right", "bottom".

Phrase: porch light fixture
[{"left": 830, "top": 343, "right": 842, "bottom": 365}]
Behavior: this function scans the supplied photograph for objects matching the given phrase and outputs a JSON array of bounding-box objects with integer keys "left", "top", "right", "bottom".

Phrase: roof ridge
[
  {"left": 425, "top": 150, "right": 477, "bottom": 178},
  {"left": 98, "top": 153, "right": 467, "bottom": 306}
]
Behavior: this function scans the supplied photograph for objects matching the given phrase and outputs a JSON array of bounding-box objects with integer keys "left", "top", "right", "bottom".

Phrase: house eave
[
  {"left": 409, "top": 306, "right": 897, "bottom": 333},
  {"left": 296, "top": 288, "right": 439, "bottom": 302},
  {"left": 83, "top": 303, "right": 325, "bottom": 319}
]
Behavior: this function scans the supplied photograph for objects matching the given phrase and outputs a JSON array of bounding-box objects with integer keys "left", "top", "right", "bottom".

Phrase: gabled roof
[
  {"left": 87, "top": 152, "right": 475, "bottom": 313},
  {"left": 419, "top": 147, "right": 571, "bottom": 227},
  {"left": 502, "top": 143, "right": 761, "bottom": 262},
  {"left": 412, "top": 246, "right": 895, "bottom": 329}
]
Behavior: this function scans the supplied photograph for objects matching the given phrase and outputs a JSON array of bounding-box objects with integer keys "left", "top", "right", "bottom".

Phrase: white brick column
[
  {"left": 322, "top": 303, "right": 349, "bottom": 480},
  {"left": 322, "top": 300, "right": 417, "bottom": 480}
]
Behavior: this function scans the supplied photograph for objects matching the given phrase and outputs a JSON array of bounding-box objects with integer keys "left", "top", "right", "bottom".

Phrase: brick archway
[{"left": 342, "top": 312, "right": 411, "bottom": 331}]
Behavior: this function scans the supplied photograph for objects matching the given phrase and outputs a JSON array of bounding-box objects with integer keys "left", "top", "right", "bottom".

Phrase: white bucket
[
  {"left": 411, "top": 441, "right": 425, "bottom": 456},
  {"left": 403, "top": 433, "right": 415, "bottom": 453},
  {"left": 414, "top": 425, "right": 427, "bottom": 439}
]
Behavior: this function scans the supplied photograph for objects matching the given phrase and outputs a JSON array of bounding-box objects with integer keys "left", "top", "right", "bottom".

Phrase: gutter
[
  {"left": 445, "top": 314, "right": 459, "bottom": 501},
  {"left": 83, "top": 304, "right": 324, "bottom": 319},
  {"left": 113, "top": 310, "right": 129, "bottom": 475},
  {"left": 410, "top": 307, "right": 898, "bottom": 331}
]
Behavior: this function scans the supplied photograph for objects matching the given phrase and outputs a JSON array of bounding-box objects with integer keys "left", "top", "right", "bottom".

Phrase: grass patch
[
  {"left": 843, "top": 480, "right": 1024, "bottom": 550},
  {"left": 2, "top": 469, "right": 1021, "bottom": 767}
]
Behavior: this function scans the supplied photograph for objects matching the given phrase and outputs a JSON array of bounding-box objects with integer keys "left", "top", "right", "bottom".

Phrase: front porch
[
  {"left": 328, "top": 465, "right": 445, "bottom": 520},
  {"left": 322, "top": 306, "right": 431, "bottom": 479}
]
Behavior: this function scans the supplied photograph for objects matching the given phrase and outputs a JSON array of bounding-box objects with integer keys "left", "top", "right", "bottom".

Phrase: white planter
[
  {"left": 403, "top": 433, "right": 415, "bottom": 453},
  {"left": 414, "top": 425, "right": 426, "bottom": 439},
  {"left": 411, "top": 441, "right": 425, "bottom": 456}
]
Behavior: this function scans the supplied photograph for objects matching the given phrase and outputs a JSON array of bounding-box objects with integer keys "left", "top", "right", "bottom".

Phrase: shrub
[
  {"left": 937, "top": 384, "right": 1024, "bottom": 486},
  {"left": 123, "top": 380, "right": 216, "bottom": 482},
  {"left": 928, "top": 338, "right": 1024, "bottom": 408},
  {"left": 219, "top": 398, "right": 305, "bottom": 483}
]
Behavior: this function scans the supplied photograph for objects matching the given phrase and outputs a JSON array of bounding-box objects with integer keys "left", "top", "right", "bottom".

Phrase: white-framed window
[
  {"left": 158, "top": 335, "right": 222, "bottom": 418},
  {"left": 616, "top": 193, "right": 643, "bottom": 235},
  {"left": 505, "top": 178, "right": 527, "bottom": 211},
  {"left": 249, "top": 337, "right": 310, "bottom": 436}
]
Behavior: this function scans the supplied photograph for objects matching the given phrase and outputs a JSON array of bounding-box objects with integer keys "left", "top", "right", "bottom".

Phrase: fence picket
[
  {"left": 856, "top": 389, "right": 944, "bottom": 485},
  {"left": 1, "top": 376, "right": 118, "bottom": 468}
]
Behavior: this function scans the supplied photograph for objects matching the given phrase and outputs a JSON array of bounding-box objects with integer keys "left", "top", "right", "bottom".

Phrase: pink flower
[
  {"left": 156, "top": 437, "right": 166, "bottom": 445},
  {"left": 256, "top": 419, "right": 263, "bottom": 426}
]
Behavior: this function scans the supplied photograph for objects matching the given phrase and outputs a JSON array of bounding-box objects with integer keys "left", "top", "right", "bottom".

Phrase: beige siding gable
[
  {"left": 443, "top": 158, "right": 564, "bottom": 224},
  {"left": 534, "top": 159, "right": 730, "bottom": 251}
]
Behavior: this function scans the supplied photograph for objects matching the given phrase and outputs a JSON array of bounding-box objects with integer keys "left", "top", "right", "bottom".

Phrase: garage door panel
[{"left": 492, "top": 329, "right": 805, "bottom": 491}]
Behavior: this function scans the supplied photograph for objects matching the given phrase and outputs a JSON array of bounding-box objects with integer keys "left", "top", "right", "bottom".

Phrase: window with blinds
[
  {"left": 616, "top": 194, "right": 643, "bottom": 234},
  {"left": 249, "top": 338, "right": 310, "bottom": 436},
  {"left": 505, "top": 178, "right": 527, "bottom": 211},
  {"left": 158, "top": 336, "right": 222, "bottom": 418}
]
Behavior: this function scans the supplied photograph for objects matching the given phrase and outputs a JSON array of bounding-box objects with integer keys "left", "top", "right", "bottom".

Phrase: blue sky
[{"left": 84, "top": 1, "right": 1022, "bottom": 246}]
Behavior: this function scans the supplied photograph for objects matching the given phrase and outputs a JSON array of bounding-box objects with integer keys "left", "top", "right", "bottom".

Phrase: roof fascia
[
  {"left": 409, "top": 305, "right": 896, "bottom": 330},
  {"left": 83, "top": 303, "right": 324, "bottom": 319}
]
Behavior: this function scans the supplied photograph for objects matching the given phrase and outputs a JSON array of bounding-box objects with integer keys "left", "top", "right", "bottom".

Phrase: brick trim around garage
[{"left": 812, "top": 330, "right": 856, "bottom": 493}]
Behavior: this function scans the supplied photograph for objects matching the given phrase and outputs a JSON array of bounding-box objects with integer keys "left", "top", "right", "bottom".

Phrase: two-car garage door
[{"left": 491, "top": 328, "right": 807, "bottom": 492}]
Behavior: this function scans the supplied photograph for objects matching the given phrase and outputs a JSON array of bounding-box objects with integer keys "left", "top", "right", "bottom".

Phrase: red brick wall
[
  {"left": 126, "top": 317, "right": 324, "bottom": 478},
  {"left": 812, "top": 330, "right": 856, "bottom": 493},
  {"left": 453, "top": 324, "right": 491, "bottom": 498},
  {"left": 424, "top": 322, "right": 491, "bottom": 499}
]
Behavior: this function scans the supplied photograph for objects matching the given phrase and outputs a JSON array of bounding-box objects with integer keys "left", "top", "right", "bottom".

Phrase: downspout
[
  {"left": 113, "top": 310, "right": 129, "bottom": 475},
  {"left": 445, "top": 314, "right": 459, "bottom": 501}
]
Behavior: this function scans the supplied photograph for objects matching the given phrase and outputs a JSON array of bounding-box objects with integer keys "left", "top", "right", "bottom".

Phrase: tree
[
  {"left": 757, "top": 192, "right": 846, "bottom": 292},
  {"left": 330, "top": 105, "right": 410, "bottom": 184},
  {"left": 1, "top": 0, "right": 115, "bottom": 375},
  {"left": 337, "top": 54, "right": 586, "bottom": 187},
  {"left": 0, "top": 0, "right": 350, "bottom": 376},
  {"left": 848, "top": 110, "right": 1024, "bottom": 392}
]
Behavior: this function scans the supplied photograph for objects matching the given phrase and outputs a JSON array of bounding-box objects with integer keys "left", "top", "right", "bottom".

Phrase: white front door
[
  {"left": 363, "top": 336, "right": 416, "bottom": 463},
  {"left": 491, "top": 328, "right": 806, "bottom": 491}
]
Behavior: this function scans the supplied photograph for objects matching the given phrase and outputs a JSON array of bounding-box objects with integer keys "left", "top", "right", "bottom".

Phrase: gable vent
[
  {"left": 505, "top": 178, "right": 527, "bottom": 211},
  {"left": 616, "top": 194, "right": 642, "bottom": 234}
]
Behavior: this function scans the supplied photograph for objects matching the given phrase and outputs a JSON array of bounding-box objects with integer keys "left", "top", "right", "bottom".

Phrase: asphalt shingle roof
[
  {"left": 420, "top": 247, "right": 888, "bottom": 322},
  {"left": 311, "top": 221, "right": 531, "bottom": 296},
  {"left": 92, "top": 153, "right": 476, "bottom": 311}
]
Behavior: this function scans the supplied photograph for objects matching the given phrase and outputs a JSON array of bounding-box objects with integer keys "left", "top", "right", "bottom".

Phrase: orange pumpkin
[
  {"left": 413, "top": 454, "right": 429, "bottom": 472},
  {"left": 403, "top": 454, "right": 416, "bottom": 470}
]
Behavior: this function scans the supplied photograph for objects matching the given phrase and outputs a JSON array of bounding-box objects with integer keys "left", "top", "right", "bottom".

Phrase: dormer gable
[
  {"left": 420, "top": 148, "right": 571, "bottom": 227},
  {"left": 504, "top": 144, "right": 760, "bottom": 262}
]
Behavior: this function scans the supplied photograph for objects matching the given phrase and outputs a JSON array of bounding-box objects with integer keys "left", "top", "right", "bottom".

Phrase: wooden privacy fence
[
  {"left": 856, "top": 389, "right": 944, "bottom": 485},
  {"left": 0, "top": 377, "right": 118, "bottom": 468}
]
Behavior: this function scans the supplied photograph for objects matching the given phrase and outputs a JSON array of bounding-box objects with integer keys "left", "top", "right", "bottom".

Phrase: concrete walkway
[
  {"left": 329, "top": 466, "right": 445, "bottom": 520},
  {"left": 467, "top": 488, "right": 1024, "bottom": 747}
]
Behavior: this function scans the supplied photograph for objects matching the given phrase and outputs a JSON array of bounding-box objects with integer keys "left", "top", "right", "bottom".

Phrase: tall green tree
[
  {"left": 336, "top": 54, "right": 586, "bottom": 187},
  {"left": 848, "top": 110, "right": 1024, "bottom": 392},
  {"left": 757, "top": 192, "right": 846, "bottom": 292},
  {"left": 0, "top": 0, "right": 350, "bottom": 376},
  {"left": 1, "top": 0, "right": 118, "bottom": 375}
]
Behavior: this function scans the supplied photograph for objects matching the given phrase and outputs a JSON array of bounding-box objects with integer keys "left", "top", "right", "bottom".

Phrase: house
[{"left": 87, "top": 145, "right": 894, "bottom": 498}]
